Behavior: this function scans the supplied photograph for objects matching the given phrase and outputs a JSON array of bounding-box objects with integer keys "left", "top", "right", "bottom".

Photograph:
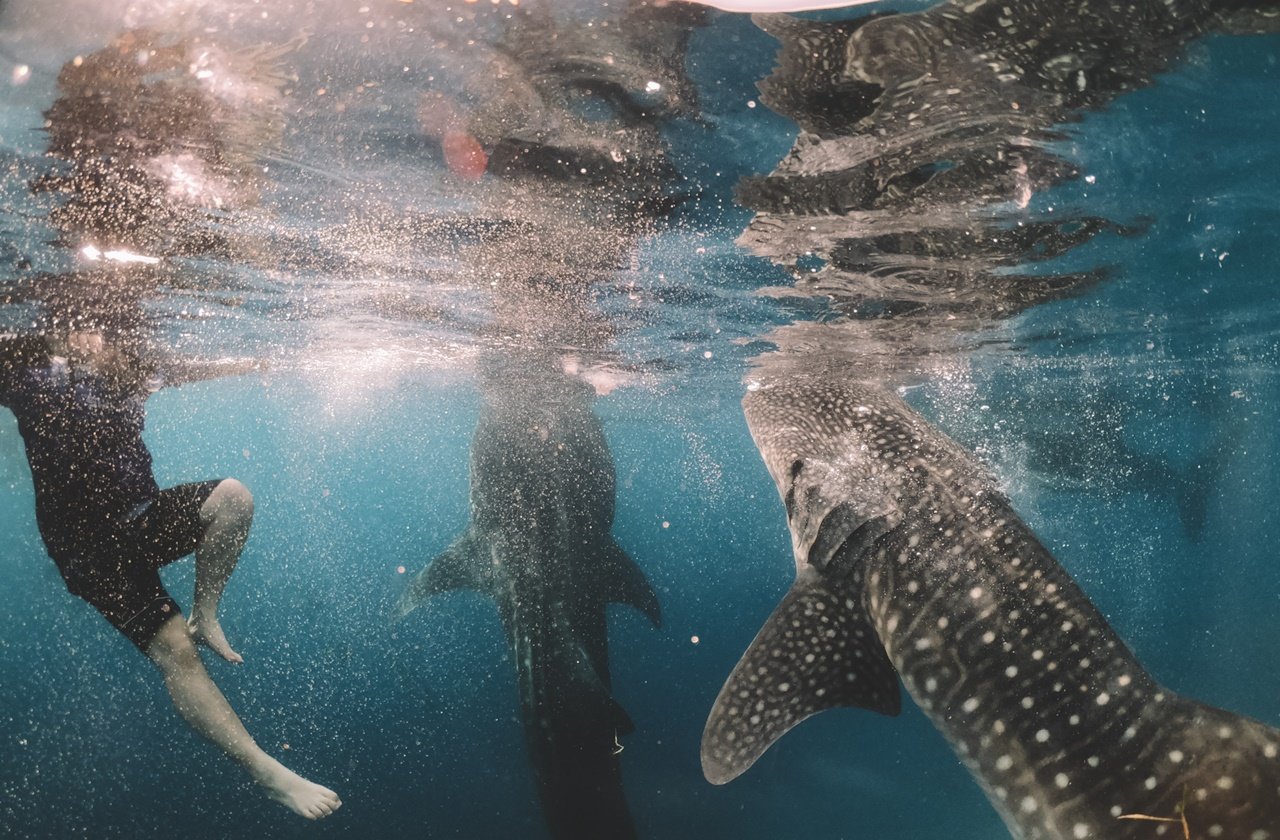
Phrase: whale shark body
[
  {"left": 703, "top": 379, "right": 1280, "bottom": 839},
  {"left": 400, "top": 370, "right": 660, "bottom": 840}
]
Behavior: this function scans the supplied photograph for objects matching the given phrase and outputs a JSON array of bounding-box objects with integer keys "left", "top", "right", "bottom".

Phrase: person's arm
[{"left": 150, "top": 354, "right": 264, "bottom": 390}]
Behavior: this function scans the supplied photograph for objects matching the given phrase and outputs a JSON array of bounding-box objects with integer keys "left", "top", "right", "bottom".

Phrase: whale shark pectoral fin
[
  {"left": 701, "top": 569, "right": 900, "bottom": 785},
  {"left": 599, "top": 539, "right": 662, "bottom": 628},
  {"left": 395, "top": 529, "right": 491, "bottom": 621}
]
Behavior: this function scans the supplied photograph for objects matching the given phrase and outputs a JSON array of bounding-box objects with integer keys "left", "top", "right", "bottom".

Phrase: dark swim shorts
[{"left": 51, "top": 480, "right": 223, "bottom": 652}]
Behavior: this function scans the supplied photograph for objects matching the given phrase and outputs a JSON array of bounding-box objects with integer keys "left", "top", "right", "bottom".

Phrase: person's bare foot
[
  {"left": 187, "top": 613, "right": 244, "bottom": 664},
  {"left": 258, "top": 761, "right": 342, "bottom": 820}
]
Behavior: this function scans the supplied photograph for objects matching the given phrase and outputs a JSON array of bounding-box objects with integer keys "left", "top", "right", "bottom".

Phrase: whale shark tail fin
[
  {"left": 395, "top": 530, "right": 491, "bottom": 621},
  {"left": 599, "top": 539, "right": 662, "bottom": 628},
  {"left": 701, "top": 568, "right": 900, "bottom": 785}
]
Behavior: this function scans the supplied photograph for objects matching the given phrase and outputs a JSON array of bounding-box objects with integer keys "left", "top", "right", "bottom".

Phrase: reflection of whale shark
[
  {"left": 732, "top": 3, "right": 1280, "bottom": 377},
  {"left": 398, "top": 367, "right": 660, "bottom": 840},
  {"left": 703, "top": 379, "right": 1280, "bottom": 839}
]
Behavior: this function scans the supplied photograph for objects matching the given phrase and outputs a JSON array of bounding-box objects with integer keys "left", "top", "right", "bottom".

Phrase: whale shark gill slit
[
  {"left": 808, "top": 502, "right": 897, "bottom": 573},
  {"left": 782, "top": 459, "right": 803, "bottom": 519}
]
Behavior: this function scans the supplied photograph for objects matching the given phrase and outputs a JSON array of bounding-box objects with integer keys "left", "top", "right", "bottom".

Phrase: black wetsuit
[{"left": 0, "top": 344, "right": 218, "bottom": 650}]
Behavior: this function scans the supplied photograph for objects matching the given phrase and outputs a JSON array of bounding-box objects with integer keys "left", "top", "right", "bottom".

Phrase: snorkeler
[{"left": 0, "top": 327, "right": 342, "bottom": 821}]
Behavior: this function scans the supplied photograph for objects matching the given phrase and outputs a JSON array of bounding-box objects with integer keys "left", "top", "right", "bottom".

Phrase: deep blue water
[{"left": 2, "top": 2, "right": 1280, "bottom": 838}]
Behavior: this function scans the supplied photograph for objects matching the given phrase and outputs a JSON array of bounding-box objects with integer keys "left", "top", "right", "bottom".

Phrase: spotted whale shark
[
  {"left": 398, "top": 365, "right": 660, "bottom": 840},
  {"left": 702, "top": 379, "right": 1280, "bottom": 839}
]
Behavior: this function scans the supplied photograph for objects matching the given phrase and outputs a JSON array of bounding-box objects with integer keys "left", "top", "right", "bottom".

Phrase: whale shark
[
  {"left": 702, "top": 378, "right": 1280, "bottom": 839},
  {"left": 399, "top": 364, "right": 660, "bottom": 840}
]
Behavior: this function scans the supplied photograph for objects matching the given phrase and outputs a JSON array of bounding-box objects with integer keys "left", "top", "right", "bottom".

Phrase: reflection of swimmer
[{"left": 0, "top": 330, "right": 342, "bottom": 821}]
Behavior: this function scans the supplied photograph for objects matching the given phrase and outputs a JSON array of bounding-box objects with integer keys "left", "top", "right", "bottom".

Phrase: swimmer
[{"left": 0, "top": 329, "right": 341, "bottom": 820}]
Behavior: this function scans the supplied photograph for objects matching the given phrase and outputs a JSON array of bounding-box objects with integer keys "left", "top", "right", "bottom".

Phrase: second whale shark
[
  {"left": 399, "top": 363, "right": 660, "bottom": 840},
  {"left": 702, "top": 378, "right": 1280, "bottom": 840}
]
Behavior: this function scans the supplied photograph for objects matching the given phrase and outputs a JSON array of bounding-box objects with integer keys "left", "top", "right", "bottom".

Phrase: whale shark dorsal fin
[
  {"left": 701, "top": 568, "right": 900, "bottom": 784},
  {"left": 599, "top": 539, "right": 662, "bottom": 628},
  {"left": 395, "top": 529, "right": 492, "bottom": 620}
]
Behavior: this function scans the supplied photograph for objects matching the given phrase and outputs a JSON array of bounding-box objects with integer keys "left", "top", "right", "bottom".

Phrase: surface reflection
[{"left": 736, "top": 1, "right": 1277, "bottom": 376}]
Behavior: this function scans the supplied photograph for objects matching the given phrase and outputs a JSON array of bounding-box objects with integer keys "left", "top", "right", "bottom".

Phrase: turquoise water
[{"left": 2, "top": 2, "right": 1280, "bottom": 838}]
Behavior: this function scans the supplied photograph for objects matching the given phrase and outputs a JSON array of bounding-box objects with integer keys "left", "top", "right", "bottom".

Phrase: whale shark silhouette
[{"left": 399, "top": 364, "right": 660, "bottom": 840}]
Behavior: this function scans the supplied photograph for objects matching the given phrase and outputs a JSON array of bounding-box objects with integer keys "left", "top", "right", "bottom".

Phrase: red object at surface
[{"left": 442, "top": 130, "right": 488, "bottom": 181}]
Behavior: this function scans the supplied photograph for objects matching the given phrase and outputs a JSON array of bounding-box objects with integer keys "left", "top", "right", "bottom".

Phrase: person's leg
[
  {"left": 145, "top": 614, "right": 342, "bottom": 819},
  {"left": 189, "top": 478, "right": 253, "bottom": 663}
]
